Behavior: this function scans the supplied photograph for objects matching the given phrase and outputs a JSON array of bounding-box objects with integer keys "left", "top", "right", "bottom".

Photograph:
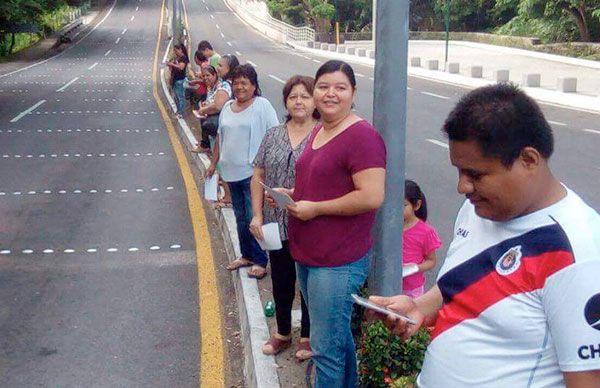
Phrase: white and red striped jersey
[{"left": 418, "top": 188, "right": 600, "bottom": 387}]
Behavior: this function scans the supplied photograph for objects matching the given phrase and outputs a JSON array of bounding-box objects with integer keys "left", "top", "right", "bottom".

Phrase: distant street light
[{"left": 444, "top": 0, "right": 450, "bottom": 70}]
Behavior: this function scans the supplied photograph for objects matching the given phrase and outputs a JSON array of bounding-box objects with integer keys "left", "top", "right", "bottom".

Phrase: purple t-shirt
[{"left": 289, "top": 120, "right": 387, "bottom": 267}]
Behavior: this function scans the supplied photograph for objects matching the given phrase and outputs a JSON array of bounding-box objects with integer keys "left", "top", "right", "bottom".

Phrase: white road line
[
  {"left": 247, "top": 60, "right": 257, "bottom": 67},
  {"left": 312, "top": 59, "right": 321, "bottom": 63},
  {"left": 268, "top": 74, "right": 285, "bottom": 84},
  {"left": 88, "top": 62, "right": 98, "bottom": 70},
  {"left": 115, "top": 37, "right": 121, "bottom": 44},
  {"left": 368, "top": 77, "right": 374, "bottom": 81},
  {"left": 219, "top": 32, "right": 225, "bottom": 38},
  {"left": 421, "top": 91, "right": 450, "bottom": 100},
  {"left": 583, "top": 129, "right": 600, "bottom": 135},
  {"left": 426, "top": 139, "right": 449, "bottom": 149},
  {"left": 205, "top": 5, "right": 209, "bottom": 10},
  {"left": 56, "top": 77, "right": 79, "bottom": 92},
  {"left": 227, "top": 41, "right": 233, "bottom": 47},
  {"left": 216, "top": 24, "right": 220, "bottom": 29},
  {"left": 210, "top": 14, "right": 214, "bottom": 19},
  {"left": 10, "top": 100, "right": 46, "bottom": 122},
  {"left": 235, "top": 50, "right": 242, "bottom": 56},
  {"left": 548, "top": 120, "right": 567, "bottom": 126},
  {"left": 122, "top": 28, "right": 128, "bottom": 34},
  {"left": 135, "top": 6, "right": 139, "bottom": 10},
  {"left": 130, "top": 16, "right": 135, "bottom": 21},
  {"left": 355, "top": 73, "right": 365, "bottom": 78},
  {"left": 104, "top": 49, "right": 111, "bottom": 56}
]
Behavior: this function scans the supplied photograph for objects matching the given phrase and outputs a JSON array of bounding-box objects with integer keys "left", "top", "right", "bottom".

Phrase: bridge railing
[{"left": 225, "top": 0, "right": 315, "bottom": 43}]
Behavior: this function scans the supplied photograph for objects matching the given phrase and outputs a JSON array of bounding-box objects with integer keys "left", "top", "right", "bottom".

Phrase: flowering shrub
[{"left": 357, "top": 320, "right": 430, "bottom": 388}]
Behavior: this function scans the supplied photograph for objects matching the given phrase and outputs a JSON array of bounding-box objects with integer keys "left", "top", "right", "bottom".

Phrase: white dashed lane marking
[
  {"left": 268, "top": 74, "right": 285, "bottom": 84},
  {"left": 104, "top": 49, "right": 111, "bottom": 56},
  {"left": 1, "top": 152, "right": 166, "bottom": 159},
  {"left": 122, "top": 28, "right": 128, "bottom": 34},
  {"left": 426, "top": 139, "right": 449, "bottom": 149},
  {"left": 0, "top": 244, "right": 184, "bottom": 256},
  {"left": 88, "top": 62, "right": 99, "bottom": 70},
  {"left": 56, "top": 77, "right": 79, "bottom": 92},
  {"left": 584, "top": 129, "right": 600, "bottom": 135},
  {"left": 247, "top": 61, "right": 257, "bottom": 67},
  {"left": 0, "top": 128, "right": 161, "bottom": 134},
  {"left": 115, "top": 37, "right": 121, "bottom": 44},
  {"left": 548, "top": 120, "right": 567, "bottom": 127},
  {"left": 0, "top": 186, "right": 176, "bottom": 197},
  {"left": 421, "top": 91, "right": 450, "bottom": 100},
  {"left": 235, "top": 50, "right": 241, "bottom": 56},
  {"left": 9, "top": 100, "right": 46, "bottom": 122}
]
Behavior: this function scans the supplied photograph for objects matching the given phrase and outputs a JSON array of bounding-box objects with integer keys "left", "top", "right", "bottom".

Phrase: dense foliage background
[
  {"left": 267, "top": 0, "right": 600, "bottom": 43},
  {"left": 0, "top": 0, "right": 91, "bottom": 56}
]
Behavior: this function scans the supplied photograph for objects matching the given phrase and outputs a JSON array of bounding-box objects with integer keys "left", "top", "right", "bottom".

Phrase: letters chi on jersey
[{"left": 418, "top": 191, "right": 600, "bottom": 387}]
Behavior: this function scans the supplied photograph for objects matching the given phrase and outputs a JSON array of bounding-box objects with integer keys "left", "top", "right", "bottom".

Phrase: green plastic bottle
[{"left": 264, "top": 301, "right": 275, "bottom": 317}]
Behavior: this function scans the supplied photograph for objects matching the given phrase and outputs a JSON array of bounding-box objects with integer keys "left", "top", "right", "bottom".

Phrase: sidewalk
[{"left": 294, "top": 39, "right": 600, "bottom": 113}]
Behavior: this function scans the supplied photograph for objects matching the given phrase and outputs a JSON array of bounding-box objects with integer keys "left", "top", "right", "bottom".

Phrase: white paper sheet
[
  {"left": 260, "top": 182, "right": 295, "bottom": 209},
  {"left": 402, "top": 264, "right": 419, "bottom": 278},
  {"left": 256, "top": 223, "right": 283, "bottom": 251},
  {"left": 204, "top": 174, "right": 219, "bottom": 201}
]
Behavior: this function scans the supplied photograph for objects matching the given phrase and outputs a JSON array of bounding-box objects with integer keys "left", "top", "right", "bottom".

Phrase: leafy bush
[{"left": 357, "top": 320, "right": 430, "bottom": 388}]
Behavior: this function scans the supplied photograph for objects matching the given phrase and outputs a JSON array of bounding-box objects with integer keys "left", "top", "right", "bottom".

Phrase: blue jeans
[
  {"left": 296, "top": 252, "right": 371, "bottom": 388},
  {"left": 228, "top": 177, "right": 268, "bottom": 267},
  {"left": 173, "top": 79, "right": 186, "bottom": 114}
]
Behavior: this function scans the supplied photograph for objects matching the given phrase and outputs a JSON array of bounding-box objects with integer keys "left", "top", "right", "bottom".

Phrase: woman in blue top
[{"left": 206, "top": 64, "right": 279, "bottom": 279}]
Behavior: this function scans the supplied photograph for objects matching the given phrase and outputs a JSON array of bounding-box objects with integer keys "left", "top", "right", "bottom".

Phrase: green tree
[{"left": 494, "top": 0, "right": 600, "bottom": 41}]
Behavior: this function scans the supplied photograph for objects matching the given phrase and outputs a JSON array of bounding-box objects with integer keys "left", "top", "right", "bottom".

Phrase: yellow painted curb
[{"left": 152, "top": 1, "right": 225, "bottom": 386}]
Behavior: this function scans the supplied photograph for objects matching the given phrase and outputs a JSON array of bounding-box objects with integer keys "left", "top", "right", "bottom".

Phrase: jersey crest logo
[{"left": 496, "top": 245, "right": 522, "bottom": 276}]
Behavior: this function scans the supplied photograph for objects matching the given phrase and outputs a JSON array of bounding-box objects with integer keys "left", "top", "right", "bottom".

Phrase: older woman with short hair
[
  {"left": 206, "top": 64, "right": 279, "bottom": 279},
  {"left": 250, "top": 75, "right": 320, "bottom": 360}
]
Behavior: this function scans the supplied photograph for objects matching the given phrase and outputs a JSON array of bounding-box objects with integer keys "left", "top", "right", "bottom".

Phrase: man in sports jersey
[{"left": 370, "top": 83, "right": 600, "bottom": 387}]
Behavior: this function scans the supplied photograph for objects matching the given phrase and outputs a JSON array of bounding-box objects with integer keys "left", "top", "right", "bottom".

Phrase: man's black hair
[
  {"left": 442, "top": 83, "right": 554, "bottom": 167},
  {"left": 197, "top": 40, "right": 213, "bottom": 52}
]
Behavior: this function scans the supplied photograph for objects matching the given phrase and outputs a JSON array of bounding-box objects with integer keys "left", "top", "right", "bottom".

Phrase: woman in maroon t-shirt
[{"left": 283, "top": 60, "right": 387, "bottom": 387}]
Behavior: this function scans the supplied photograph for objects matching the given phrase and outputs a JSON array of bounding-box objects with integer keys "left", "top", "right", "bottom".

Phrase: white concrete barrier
[
  {"left": 427, "top": 59, "right": 439, "bottom": 70},
  {"left": 337, "top": 45, "right": 346, "bottom": 53},
  {"left": 367, "top": 50, "right": 375, "bottom": 59},
  {"left": 470, "top": 65, "right": 483, "bottom": 78},
  {"left": 557, "top": 77, "right": 577, "bottom": 93},
  {"left": 447, "top": 62, "right": 460, "bottom": 74},
  {"left": 329, "top": 44, "right": 337, "bottom": 52},
  {"left": 306, "top": 41, "right": 314, "bottom": 48},
  {"left": 357, "top": 48, "right": 366, "bottom": 57},
  {"left": 495, "top": 69, "right": 510, "bottom": 82},
  {"left": 410, "top": 57, "right": 421, "bottom": 67},
  {"left": 320, "top": 43, "right": 329, "bottom": 50},
  {"left": 347, "top": 47, "right": 356, "bottom": 55},
  {"left": 523, "top": 73, "right": 541, "bottom": 87}
]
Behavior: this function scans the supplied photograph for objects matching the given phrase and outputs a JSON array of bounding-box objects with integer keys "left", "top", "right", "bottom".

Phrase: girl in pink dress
[{"left": 402, "top": 180, "right": 442, "bottom": 298}]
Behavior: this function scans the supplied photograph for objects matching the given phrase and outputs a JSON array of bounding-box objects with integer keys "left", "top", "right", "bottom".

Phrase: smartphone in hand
[{"left": 351, "top": 294, "right": 416, "bottom": 325}]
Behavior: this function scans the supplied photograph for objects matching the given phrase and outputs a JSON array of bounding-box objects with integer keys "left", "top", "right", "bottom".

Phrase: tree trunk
[
  {"left": 566, "top": 5, "right": 590, "bottom": 42},
  {"left": 9, "top": 33, "right": 15, "bottom": 54}
]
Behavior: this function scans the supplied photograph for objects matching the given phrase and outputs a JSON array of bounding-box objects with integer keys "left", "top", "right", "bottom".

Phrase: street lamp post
[
  {"left": 371, "top": 1, "right": 410, "bottom": 296},
  {"left": 444, "top": 0, "right": 450, "bottom": 70}
]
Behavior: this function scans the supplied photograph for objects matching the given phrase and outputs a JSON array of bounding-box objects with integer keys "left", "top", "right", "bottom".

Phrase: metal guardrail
[{"left": 227, "top": 0, "right": 314, "bottom": 42}]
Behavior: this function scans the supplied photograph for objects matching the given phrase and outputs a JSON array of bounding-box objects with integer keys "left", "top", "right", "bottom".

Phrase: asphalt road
[
  {"left": 187, "top": 0, "right": 600, "bottom": 284},
  {"left": 1, "top": 0, "right": 599, "bottom": 385},
  {"left": 0, "top": 0, "right": 201, "bottom": 386}
]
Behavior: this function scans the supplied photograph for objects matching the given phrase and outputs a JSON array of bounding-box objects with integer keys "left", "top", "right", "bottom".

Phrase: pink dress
[{"left": 402, "top": 220, "right": 442, "bottom": 296}]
